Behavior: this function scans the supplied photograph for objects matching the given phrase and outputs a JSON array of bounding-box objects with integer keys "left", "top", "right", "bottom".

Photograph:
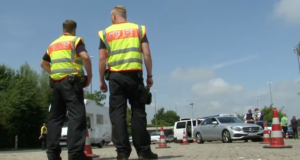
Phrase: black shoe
[
  {"left": 138, "top": 152, "right": 158, "bottom": 160},
  {"left": 117, "top": 155, "right": 129, "bottom": 160},
  {"left": 69, "top": 156, "right": 93, "bottom": 160}
]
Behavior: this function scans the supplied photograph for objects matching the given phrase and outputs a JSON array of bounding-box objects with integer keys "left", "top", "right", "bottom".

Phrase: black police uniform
[
  {"left": 42, "top": 40, "right": 91, "bottom": 160},
  {"left": 245, "top": 113, "right": 254, "bottom": 123},
  {"left": 99, "top": 34, "right": 157, "bottom": 160}
]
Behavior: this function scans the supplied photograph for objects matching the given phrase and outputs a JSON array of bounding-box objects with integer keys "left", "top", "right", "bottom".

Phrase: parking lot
[{"left": 0, "top": 139, "right": 299, "bottom": 160}]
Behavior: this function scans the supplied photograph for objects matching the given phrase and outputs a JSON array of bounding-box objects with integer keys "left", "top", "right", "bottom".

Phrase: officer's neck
[
  {"left": 114, "top": 19, "right": 127, "bottom": 24},
  {"left": 63, "top": 32, "right": 75, "bottom": 36}
]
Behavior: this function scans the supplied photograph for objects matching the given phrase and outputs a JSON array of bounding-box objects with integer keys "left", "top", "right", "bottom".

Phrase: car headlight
[{"left": 230, "top": 126, "right": 242, "bottom": 131}]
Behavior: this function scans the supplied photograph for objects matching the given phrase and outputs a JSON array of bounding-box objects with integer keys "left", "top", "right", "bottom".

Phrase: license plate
[{"left": 248, "top": 133, "right": 256, "bottom": 136}]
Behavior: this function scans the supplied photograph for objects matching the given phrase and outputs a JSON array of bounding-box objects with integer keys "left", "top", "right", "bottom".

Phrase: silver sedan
[{"left": 193, "top": 116, "right": 264, "bottom": 143}]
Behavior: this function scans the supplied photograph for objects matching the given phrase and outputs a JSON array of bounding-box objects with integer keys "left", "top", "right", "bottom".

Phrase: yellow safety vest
[
  {"left": 47, "top": 35, "right": 85, "bottom": 80},
  {"left": 41, "top": 126, "right": 47, "bottom": 134},
  {"left": 98, "top": 22, "right": 146, "bottom": 72}
]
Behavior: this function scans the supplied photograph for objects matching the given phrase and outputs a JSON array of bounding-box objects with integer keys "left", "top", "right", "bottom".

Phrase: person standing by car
[
  {"left": 244, "top": 109, "right": 254, "bottom": 124},
  {"left": 254, "top": 108, "right": 264, "bottom": 129},
  {"left": 291, "top": 116, "right": 298, "bottom": 139},
  {"left": 281, "top": 114, "right": 288, "bottom": 138}
]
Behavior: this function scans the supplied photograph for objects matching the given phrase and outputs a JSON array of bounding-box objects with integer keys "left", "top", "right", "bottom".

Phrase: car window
[
  {"left": 192, "top": 120, "right": 196, "bottom": 126},
  {"left": 217, "top": 117, "right": 243, "bottom": 123},
  {"left": 150, "top": 132, "right": 160, "bottom": 136},
  {"left": 201, "top": 119, "right": 211, "bottom": 125},
  {"left": 197, "top": 120, "right": 202, "bottom": 125},
  {"left": 211, "top": 118, "right": 218, "bottom": 123},
  {"left": 176, "top": 122, "right": 186, "bottom": 129}
]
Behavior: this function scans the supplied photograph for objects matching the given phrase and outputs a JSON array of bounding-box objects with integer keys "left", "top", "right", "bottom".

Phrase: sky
[{"left": 1, "top": 0, "right": 300, "bottom": 123}]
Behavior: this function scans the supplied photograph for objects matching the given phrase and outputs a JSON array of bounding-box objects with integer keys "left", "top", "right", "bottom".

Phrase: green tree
[
  {"left": 38, "top": 70, "right": 52, "bottom": 105},
  {"left": 151, "top": 108, "right": 180, "bottom": 126},
  {"left": 261, "top": 104, "right": 285, "bottom": 122},
  {"left": 126, "top": 105, "right": 132, "bottom": 136},
  {"left": 84, "top": 89, "right": 106, "bottom": 106},
  {"left": 0, "top": 63, "right": 49, "bottom": 148},
  {"left": 235, "top": 113, "right": 244, "bottom": 121}
]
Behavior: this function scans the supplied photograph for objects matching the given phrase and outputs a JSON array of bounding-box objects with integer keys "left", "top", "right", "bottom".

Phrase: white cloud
[
  {"left": 213, "top": 55, "right": 258, "bottom": 69},
  {"left": 147, "top": 67, "right": 300, "bottom": 123},
  {"left": 170, "top": 67, "right": 215, "bottom": 81},
  {"left": 191, "top": 78, "right": 243, "bottom": 97},
  {"left": 273, "top": 0, "right": 300, "bottom": 24}
]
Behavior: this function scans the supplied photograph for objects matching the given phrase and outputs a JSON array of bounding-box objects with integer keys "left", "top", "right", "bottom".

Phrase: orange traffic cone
[
  {"left": 193, "top": 138, "right": 197, "bottom": 143},
  {"left": 263, "top": 108, "right": 292, "bottom": 148},
  {"left": 181, "top": 131, "right": 189, "bottom": 145},
  {"left": 84, "top": 130, "right": 99, "bottom": 158},
  {"left": 260, "top": 121, "right": 270, "bottom": 144},
  {"left": 285, "top": 133, "right": 289, "bottom": 139},
  {"left": 155, "top": 126, "right": 171, "bottom": 148}
]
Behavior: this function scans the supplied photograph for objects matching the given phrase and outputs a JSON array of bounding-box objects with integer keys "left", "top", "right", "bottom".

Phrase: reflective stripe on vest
[
  {"left": 101, "top": 24, "right": 144, "bottom": 71},
  {"left": 50, "top": 37, "right": 83, "bottom": 74}
]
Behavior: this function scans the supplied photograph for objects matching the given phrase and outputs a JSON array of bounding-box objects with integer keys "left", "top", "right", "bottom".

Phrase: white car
[{"left": 150, "top": 132, "right": 160, "bottom": 144}]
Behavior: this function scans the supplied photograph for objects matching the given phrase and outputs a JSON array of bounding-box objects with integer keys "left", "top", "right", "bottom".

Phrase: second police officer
[{"left": 98, "top": 5, "right": 158, "bottom": 160}]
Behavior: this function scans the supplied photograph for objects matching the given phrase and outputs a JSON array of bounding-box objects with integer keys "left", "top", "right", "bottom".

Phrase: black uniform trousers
[
  {"left": 109, "top": 71, "right": 152, "bottom": 158},
  {"left": 42, "top": 134, "right": 47, "bottom": 150},
  {"left": 47, "top": 77, "right": 87, "bottom": 160}
]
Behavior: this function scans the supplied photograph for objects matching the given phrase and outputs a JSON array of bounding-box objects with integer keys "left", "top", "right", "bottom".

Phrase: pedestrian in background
[
  {"left": 281, "top": 114, "right": 288, "bottom": 138},
  {"left": 291, "top": 116, "right": 298, "bottom": 139},
  {"left": 254, "top": 108, "right": 264, "bottom": 129},
  {"left": 39, "top": 123, "right": 48, "bottom": 150}
]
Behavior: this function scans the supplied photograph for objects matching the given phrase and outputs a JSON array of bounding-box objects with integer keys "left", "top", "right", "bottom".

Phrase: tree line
[{"left": 0, "top": 62, "right": 106, "bottom": 149}]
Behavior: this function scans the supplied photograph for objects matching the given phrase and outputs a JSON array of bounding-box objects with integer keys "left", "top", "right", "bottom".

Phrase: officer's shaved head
[
  {"left": 111, "top": 5, "right": 127, "bottom": 19},
  {"left": 63, "top": 20, "right": 77, "bottom": 33}
]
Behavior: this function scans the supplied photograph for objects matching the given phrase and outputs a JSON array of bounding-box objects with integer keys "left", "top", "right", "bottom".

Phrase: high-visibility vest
[
  {"left": 48, "top": 35, "right": 85, "bottom": 80},
  {"left": 41, "top": 126, "right": 47, "bottom": 134},
  {"left": 98, "top": 22, "right": 146, "bottom": 72}
]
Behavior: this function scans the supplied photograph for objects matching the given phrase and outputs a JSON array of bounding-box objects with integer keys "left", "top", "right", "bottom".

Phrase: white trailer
[{"left": 48, "top": 99, "right": 111, "bottom": 148}]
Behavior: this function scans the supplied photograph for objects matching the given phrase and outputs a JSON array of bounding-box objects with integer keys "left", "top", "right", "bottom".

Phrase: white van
[
  {"left": 173, "top": 118, "right": 203, "bottom": 141},
  {"left": 48, "top": 99, "right": 112, "bottom": 148}
]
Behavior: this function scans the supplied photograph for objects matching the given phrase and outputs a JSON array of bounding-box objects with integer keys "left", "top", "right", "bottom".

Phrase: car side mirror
[{"left": 212, "top": 121, "right": 218, "bottom": 125}]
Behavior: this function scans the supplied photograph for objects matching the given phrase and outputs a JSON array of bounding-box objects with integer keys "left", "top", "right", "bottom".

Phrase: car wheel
[
  {"left": 196, "top": 132, "right": 204, "bottom": 144},
  {"left": 222, "top": 130, "right": 232, "bottom": 143}
]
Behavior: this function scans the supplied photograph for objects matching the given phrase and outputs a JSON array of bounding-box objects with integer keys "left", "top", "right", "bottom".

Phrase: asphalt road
[{"left": 0, "top": 140, "right": 299, "bottom": 159}]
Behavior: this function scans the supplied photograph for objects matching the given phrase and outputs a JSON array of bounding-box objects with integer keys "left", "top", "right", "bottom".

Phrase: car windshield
[
  {"left": 150, "top": 132, "right": 160, "bottom": 136},
  {"left": 217, "top": 117, "right": 244, "bottom": 123}
]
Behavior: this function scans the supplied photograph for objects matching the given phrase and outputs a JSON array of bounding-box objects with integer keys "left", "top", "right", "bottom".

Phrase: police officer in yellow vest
[
  {"left": 98, "top": 6, "right": 157, "bottom": 160},
  {"left": 39, "top": 123, "right": 48, "bottom": 150},
  {"left": 40, "top": 20, "right": 93, "bottom": 160}
]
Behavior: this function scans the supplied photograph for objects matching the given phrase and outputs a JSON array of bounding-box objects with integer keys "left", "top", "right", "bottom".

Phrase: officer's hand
[
  {"left": 84, "top": 75, "right": 92, "bottom": 88},
  {"left": 100, "top": 82, "right": 108, "bottom": 93},
  {"left": 147, "top": 77, "right": 153, "bottom": 88}
]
